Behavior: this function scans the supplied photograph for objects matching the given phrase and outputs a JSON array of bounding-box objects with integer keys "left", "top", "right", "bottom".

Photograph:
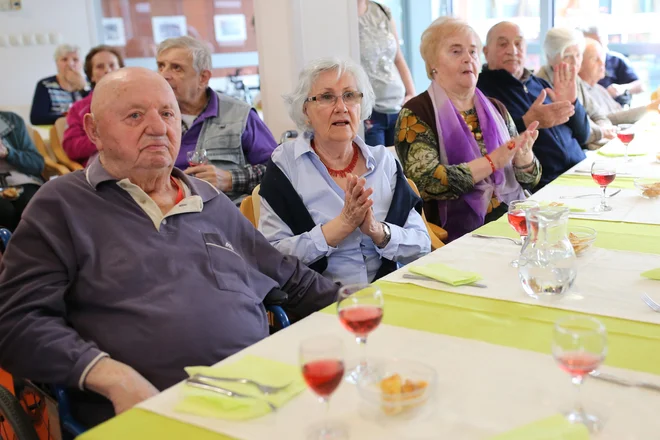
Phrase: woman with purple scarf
[{"left": 395, "top": 17, "right": 541, "bottom": 242}]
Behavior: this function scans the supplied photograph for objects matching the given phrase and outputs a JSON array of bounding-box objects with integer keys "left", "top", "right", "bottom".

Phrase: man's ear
[
  {"left": 483, "top": 46, "right": 489, "bottom": 58},
  {"left": 83, "top": 113, "right": 102, "bottom": 151},
  {"left": 200, "top": 69, "right": 212, "bottom": 89}
]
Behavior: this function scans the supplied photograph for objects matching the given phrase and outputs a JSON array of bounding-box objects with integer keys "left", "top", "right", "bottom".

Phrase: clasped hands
[{"left": 340, "top": 174, "right": 385, "bottom": 244}]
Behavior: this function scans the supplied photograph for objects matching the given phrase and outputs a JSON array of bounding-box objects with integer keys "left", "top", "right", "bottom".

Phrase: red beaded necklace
[{"left": 312, "top": 141, "right": 359, "bottom": 178}]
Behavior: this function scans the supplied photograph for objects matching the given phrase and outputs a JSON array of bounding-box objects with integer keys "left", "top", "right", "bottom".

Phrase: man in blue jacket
[{"left": 477, "top": 21, "right": 589, "bottom": 188}]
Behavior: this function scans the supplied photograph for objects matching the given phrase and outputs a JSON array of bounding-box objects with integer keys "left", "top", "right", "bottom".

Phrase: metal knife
[{"left": 402, "top": 273, "right": 487, "bottom": 288}]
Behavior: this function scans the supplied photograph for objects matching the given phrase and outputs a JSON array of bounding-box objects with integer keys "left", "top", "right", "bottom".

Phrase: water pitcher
[{"left": 518, "top": 206, "right": 577, "bottom": 298}]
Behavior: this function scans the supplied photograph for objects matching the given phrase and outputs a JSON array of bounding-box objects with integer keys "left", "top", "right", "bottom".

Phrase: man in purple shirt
[
  {"left": 156, "top": 36, "right": 277, "bottom": 203},
  {"left": 0, "top": 67, "right": 337, "bottom": 427}
]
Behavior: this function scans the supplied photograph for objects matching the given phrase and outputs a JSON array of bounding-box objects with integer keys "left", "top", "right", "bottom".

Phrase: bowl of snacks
[
  {"left": 356, "top": 358, "right": 436, "bottom": 417},
  {"left": 634, "top": 178, "right": 660, "bottom": 199},
  {"left": 568, "top": 226, "right": 597, "bottom": 257},
  {"left": 0, "top": 186, "right": 23, "bottom": 200}
]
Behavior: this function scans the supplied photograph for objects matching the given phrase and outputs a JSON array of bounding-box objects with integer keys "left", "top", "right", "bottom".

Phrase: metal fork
[
  {"left": 471, "top": 234, "right": 522, "bottom": 245},
  {"left": 192, "top": 374, "right": 292, "bottom": 395},
  {"left": 641, "top": 292, "right": 660, "bottom": 313},
  {"left": 185, "top": 378, "right": 278, "bottom": 412},
  {"left": 589, "top": 370, "right": 660, "bottom": 393},
  {"left": 559, "top": 189, "right": 622, "bottom": 199}
]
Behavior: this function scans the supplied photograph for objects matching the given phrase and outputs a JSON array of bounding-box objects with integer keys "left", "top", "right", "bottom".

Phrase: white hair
[
  {"left": 283, "top": 57, "right": 375, "bottom": 132},
  {"left": 543, "top": 27, "right": 586, "bottom": 64},
  {"left": 53, "top": 44, "right": 80, "bottom": 61},
  {"left": 157, "top": 36, "right": 212, "bottom": 74}
]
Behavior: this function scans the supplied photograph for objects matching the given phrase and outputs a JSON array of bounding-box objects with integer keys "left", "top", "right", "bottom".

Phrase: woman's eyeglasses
[{"left": 305, "top": 91, "right": 363, "bottom": 107}]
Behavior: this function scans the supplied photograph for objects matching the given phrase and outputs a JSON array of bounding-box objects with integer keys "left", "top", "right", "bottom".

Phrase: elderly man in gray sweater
[{"left": 0, "top": 67, "right": 338, "bottom": 428}]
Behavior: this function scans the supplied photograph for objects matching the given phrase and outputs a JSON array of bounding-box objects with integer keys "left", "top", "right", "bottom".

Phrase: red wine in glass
[
  {"left": 338, "top": 305, "right": 383, "bottom": 337},
  {"left": 557, "top": 352, "right": 603, "bottom": 377},
  {"left": 302, "top": 359, "right": 345, "bottom": 397},
  {"left": 616, "top": 132, "right": 634, "bottom": 144},
  {"left": 591, "top": 172, "right": 616, "bottom": 186},
  {"left": 507, "top": 210, "right": 528, "bottom": 237}
]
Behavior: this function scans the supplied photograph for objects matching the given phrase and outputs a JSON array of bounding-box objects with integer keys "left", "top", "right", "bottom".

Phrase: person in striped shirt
[{"left": 30, "top": 44, "right": 89, "bottom": 125}]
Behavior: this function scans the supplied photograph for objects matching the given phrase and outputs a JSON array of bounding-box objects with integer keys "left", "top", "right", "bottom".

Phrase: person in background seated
[
  {"left": 0, "top": 68, "right": 337, "bottom": 428},
  {"left": 63, "top": 45, "right": 125, "bottom": 166},
  {"left": 357, "top": 0, "right": 415, "bottom": 146},
  {"left": 30, "top": 44, "right": 89, "bottom": 125},
  {"left": 536, "top": 28, "right": 616, "bottom": 150},
  {"left": 582, "top": 25, "right": 644, "bottom": 107},
  {"left": 477, "top": 21, "right": 589, "bottom": 189},
  {"left": 395, "top": 17, "right": 540, "bottom": 243},
  {"left": 156, "top": 36, "right": 277, "bottom": 204},
  {"left": 0, "top": 111, "right": 44, "bottom": 231},
  {"left": 258, "top": 58, "right": 430, "bottom": 285},
  {"left": 579, "top": 38, "right": 660, "bottom": 124}
]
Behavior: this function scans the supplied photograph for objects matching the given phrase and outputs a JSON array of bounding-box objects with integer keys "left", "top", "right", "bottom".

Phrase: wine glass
[
  {"left": 590, "top": 161, "right": 616, "bottom": 212},
  {"left": 616, "top": 124, "right": 634, "bottom": 163},
  {"left": 552, "top": 316, "right": 607, "bottom": 432},
  {"left": 300, "top": 335, "right": 347, "bottom": 440},
  {"left": 507, "top": 199, "right": 539, "bottom": 267},
  {"left": 337, "top": 284, "right": 384, "bottom": 384},
  {"left": 186, "top": 149, "right": 209, "bottom": 167}
]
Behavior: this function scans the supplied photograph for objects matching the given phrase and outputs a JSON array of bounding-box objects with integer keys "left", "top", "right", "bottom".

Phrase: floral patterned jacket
[{"left": 394, "top": 91, "right": 541, "bottom": 227}]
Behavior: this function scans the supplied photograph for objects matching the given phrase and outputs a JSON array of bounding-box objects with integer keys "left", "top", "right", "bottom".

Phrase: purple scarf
[{"left": 428, "top": 82, "right": 524, "bottom": 241}]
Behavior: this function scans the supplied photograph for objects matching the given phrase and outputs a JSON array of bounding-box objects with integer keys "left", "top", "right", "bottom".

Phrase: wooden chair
[
  {"left": 26, "top": 125, "right": 70, "bottom": 180},
  {"left": 239, "top": 185, "right": 262, "bottom": 228},
  {"left": 49, "top": 118, "right": 83, "bottom": 172},
  {"left": 406, "top": 178, "right": 447, "bottom": 250}
]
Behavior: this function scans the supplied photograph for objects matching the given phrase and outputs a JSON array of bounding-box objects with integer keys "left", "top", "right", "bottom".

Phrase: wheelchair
[{"left": 0, "top": 228, "right": 290, "bottom": 439}]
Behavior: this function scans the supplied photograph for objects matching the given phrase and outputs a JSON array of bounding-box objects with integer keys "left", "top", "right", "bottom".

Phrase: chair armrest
[
  {"left": 49, "top": 126, "right": 83, "bottom": 171},
  {"left": 428, "top": 223, "right": 448, "bottom": 242}
]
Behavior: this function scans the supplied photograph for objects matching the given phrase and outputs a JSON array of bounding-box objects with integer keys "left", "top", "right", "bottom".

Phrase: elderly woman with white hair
[
  {"left": 30, "top": 44, "right": 89, "bottom": 125},
  {"left": 395, "top": 17, "right": 540, "bottom": 242},
  {"left": 258, "top": 57, "right": 430, "bottom": 285},
  {"left": 536, "top": 27, "right": 616, "bottom": 149}
]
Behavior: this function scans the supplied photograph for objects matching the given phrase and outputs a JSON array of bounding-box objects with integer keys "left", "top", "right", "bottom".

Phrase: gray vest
[{"left": 196, "top": 92, "right": 251, "bottom": 203}]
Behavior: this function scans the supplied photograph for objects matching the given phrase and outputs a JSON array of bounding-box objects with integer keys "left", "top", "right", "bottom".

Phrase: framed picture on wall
[
  {"left": 213, "top": 14, "right": 248, "bottom": 43},
  {"left": 102, "top": 17, "right": 126, "bottom": 47},
  {"left": 152, "top": 16, "right": 188, "bottom": 44}
]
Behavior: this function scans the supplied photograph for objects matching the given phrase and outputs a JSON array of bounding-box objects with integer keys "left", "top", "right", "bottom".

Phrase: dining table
[{"left": 78, "top": 114, "right": 660, "bottom": 440}]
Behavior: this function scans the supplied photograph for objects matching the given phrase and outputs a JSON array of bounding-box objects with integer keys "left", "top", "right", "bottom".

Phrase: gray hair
[
  {"left": 156, "top": 36, "right": 211, "bottom": 74},
  {"left": 283, "top": 57, "right": 374, "bottom": 132},
  {"left": 543, "top": 27, "right": 586, "bottom": 64},
  {"left": 53, "top": 44, "right": 80, "bottom": 61}
]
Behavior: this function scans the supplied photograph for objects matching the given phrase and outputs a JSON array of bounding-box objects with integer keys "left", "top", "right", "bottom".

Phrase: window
[
  {"left": 555, "top": 0, "right": 660, "bottom": 101},
  {"left": 98, "top": 0, "right": 260, "bottom": 106}
]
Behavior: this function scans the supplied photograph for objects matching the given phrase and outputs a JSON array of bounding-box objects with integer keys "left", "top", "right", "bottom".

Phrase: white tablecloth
[
  {"left": 532, "top": 185, "right": 660, "bottom": 225},
  {"left": 567, "top": 140, "right": 660, "bottom": 179},
  {"left": 137, "top": 314, "right": 660, "bottom": 440},
  {"left": 382, "top": 235, "right": 660, "bottom": 325}
]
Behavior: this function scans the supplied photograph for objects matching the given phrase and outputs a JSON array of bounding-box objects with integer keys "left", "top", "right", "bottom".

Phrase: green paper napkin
[
  {"left": 490, "top": 414, "right": 589, "bottom": 439},
  {"left": 597, "top": 142, "right": 646, "bottom": 157},
  {"left": 538, "top": 201, "right": 586, "bottom": 213},
  {"left": 174, "top": 355, "right": 306, "bottom": 420},
  {"left": 641, "top": 268, "right": 660, "bottom": 280},
  {"left": 409, "top": 263, "right": 482, "bottom": 286}
]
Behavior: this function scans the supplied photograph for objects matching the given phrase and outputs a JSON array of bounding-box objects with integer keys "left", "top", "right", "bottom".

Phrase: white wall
[
  {"left": 0, "top": 0, "right": 98, "bottom": 121},
  {"left": 254, "top": 0, "right": 360, "bottom": 141}
]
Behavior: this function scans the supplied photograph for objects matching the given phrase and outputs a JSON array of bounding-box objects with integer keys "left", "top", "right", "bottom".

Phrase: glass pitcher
[{"left": 518, "top": 206, "right": 577, "bottom": 299}]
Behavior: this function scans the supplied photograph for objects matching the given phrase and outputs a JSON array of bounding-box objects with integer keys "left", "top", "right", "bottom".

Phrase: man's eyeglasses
[{"left": 305, "top": 91, "right": 363, "bottom": 107}]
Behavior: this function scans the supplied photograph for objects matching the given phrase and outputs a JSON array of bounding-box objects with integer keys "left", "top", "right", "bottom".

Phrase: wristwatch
[{"left": 376, "top": 222, "right": 391, "bottom": 249}]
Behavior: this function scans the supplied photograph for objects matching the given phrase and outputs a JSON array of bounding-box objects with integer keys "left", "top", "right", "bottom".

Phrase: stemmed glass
[
  {"left": 186, "top": 149, "right": 209, "bottom": 167},
  {"left": 337, "top": 284, "right": 384, "bottom": 384},
  {"left": 300, "top": 335, "right": 347, "bottom": 440},
  {"left": 616, "top": 124, "right": 635, "bottom": 163},
  {"left": 507, "top": 199, "right": 539, "bottom": 267},
  {"left": 590, "top": 161, "right": 616, "bottom": 212},
  {"left": 552, "top": 316, "right": 607, "bottom": 432}
]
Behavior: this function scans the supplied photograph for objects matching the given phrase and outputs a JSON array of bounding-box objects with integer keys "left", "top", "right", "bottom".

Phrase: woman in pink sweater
[{"left": 62, "top": 45, "right": 124, "bottom": 166}]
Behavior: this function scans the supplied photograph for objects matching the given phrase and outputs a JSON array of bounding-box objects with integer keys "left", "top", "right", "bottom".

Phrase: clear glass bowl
[
  {"left": 568, "top": 225, "right": 597, "bottom": 256},
  {"left": 634, "top": 178, "right": 660, "bottom": 199},
  {"left": 356, "top": 358, "right": 436, "bottom": 416}
]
